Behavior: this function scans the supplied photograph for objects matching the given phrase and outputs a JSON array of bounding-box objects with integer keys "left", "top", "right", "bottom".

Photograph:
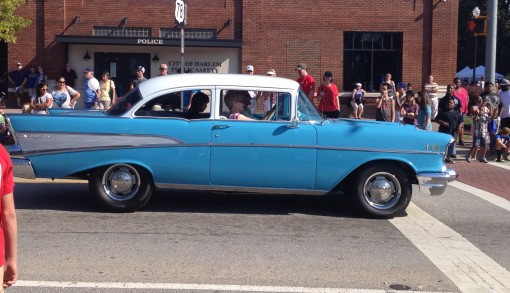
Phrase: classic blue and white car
[{"left": 7, "top": 74, "right": 457, "bottom": 218}]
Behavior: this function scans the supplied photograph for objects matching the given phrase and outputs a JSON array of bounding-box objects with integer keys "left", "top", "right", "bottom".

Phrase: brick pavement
[{"left": 447, "top": 144, "right": 510, "bottom": 201}]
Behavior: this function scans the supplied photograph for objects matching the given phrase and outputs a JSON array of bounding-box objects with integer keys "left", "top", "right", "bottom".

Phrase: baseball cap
[
  {"left": 295, "top": 63, "right": 307, "bottom": 71},
  {"left": 159, "top": 64, "right": 168, "bottom": 70},
  {"left": 397, "top": 82, "right": 407, "bottom": 89},
  {"left": 406, "top": 90, "right": 415, "bottom": 96},
  {"left": 323, "top": 71, "right": 333, "bottom": 77},
  {"left": 16, "top": 62, "right": 22, "bottom": 66},
  {"left": 266, "top": 69, "right": 276, "bottom": 76},
  {"left": 500, "top": 79, "right": 510, "bottom": 86},
  {"left": 136, "top": 66, "right": 145, "bottom": 73},
  {"left": 355, "top": 83, "right": 362, "bottom": 87},
  {"left": 84, "top": 66, "right": 94, "bottom": 72},
  {"left": 245, "top": 65, "right": 254, "bottom": 72}
]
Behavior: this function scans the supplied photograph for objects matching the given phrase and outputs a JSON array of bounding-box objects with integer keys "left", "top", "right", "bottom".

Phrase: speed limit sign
[{"left": 175, "top": 0, "right": 187, "bottom": 27}]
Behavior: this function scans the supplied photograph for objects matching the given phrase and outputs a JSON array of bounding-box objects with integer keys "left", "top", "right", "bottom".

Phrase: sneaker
[
  {"left": 479, "top": 157, "right": 489, "bottom": 163},
  {"left": 466, "top": 155, "right": 472, "bottom": 163},
  {"left": 496, "top": 159, "right": 505, "bottom": 162},
  {"left": 450, "top": 154, "right": 457, "bottom": 159},
  {"left": 445, "top": 158, "right": 455, "bottom": 164}
]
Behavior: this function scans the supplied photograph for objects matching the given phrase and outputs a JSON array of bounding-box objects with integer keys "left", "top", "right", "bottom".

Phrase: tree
[{"left": 0, "top": 0, "right": 31, "bottom": 43}]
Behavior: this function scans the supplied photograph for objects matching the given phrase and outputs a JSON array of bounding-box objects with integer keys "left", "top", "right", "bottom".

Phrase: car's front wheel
[
  {"left": 350, "top": 163, "right": 412, "bottom": 218},
  {"left": 89, "top": 164, "right": 153, "bottom": 212}
]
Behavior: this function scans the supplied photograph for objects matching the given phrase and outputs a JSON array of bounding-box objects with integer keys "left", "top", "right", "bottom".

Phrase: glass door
[{"left": 94, "top": 52, "right": 150, "bottom": 97}]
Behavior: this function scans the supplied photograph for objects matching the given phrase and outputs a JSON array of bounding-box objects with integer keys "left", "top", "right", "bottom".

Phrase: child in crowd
[
  {"left": 435, "top": 99, "right": 463, "bottom": 163},
  {"left": 489, "top": 127, "right": 510, "bottom": 162},
  {"left": 466, "top": 105, "right": 491, "bottom": 163},
  {"left": 351, "top": 83, "right": 365, "bottom": 119}
]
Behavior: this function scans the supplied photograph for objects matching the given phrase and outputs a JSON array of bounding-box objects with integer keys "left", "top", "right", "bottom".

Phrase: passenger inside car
[{"left": 186, "top": 92, "right": 209, "bottom": 119}]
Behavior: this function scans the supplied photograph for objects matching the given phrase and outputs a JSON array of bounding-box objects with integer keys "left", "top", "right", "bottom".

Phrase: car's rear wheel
[
  {"left": 89, "top": 164, "right": 153, "bottom": 212},
  {"left": 350, "top": 163, "right": 412, "bottom": 218}
]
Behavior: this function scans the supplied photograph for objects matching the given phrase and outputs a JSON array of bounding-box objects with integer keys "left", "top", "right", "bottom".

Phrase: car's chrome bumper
[
  {"left": 11, "top": 158, "right": 36, "bottom": 179},
  {"left": 416, "top": 168, "right": 458, "bottom": 195}
]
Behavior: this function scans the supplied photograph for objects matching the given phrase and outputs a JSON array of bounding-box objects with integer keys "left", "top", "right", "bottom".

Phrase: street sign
[{"left": 175, "top": 0, "right": 187, "bottom": 27}]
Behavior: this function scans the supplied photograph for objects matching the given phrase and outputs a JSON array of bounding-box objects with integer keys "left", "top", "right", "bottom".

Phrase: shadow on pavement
[{"left": 14, "top": 181, "right": 362, "bottom": 218}]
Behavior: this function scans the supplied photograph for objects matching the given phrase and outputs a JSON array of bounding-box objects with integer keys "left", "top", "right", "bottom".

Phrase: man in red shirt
[
  {"left": 296, "top": 63, "right": 316, "bottom": 103},
  {"left": 0, "top": 147, "right": 17, "bottom": 290}
]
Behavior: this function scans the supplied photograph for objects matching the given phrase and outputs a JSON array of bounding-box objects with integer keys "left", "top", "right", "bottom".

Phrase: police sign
[{"left": 175, "top": 0, "right": 187, "bottom": 27}]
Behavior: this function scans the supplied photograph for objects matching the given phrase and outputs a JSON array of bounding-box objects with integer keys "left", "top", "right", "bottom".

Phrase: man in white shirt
[
  {"left": 424, "top": 75, "right": 439, "bottom": 119},
  {"left": 498, "top": 79, "right": 510, "bottom": 129}
]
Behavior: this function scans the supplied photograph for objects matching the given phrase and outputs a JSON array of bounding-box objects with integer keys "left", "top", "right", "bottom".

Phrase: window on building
[
  {"left": 160, "top": 28, "right": 217, "bottom": 39},
  {"left": 343, "top": 32, "right": 402, "bottom": 92},
  {"left": 93, "top": 26, "right": 151, "bottom": 37}
]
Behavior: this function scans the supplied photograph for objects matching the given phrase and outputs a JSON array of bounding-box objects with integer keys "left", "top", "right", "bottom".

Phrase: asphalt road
[{"left": 8, "top": 179, "right": 510, "bottom": 293}]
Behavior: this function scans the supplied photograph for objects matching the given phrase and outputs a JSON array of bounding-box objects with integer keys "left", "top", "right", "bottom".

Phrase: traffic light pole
[
  {"left": 484, "top": 0, "right": 497, "bottom": 83},
  {"left": 473, "top": 36, "right": 477, "bottom": 85}
]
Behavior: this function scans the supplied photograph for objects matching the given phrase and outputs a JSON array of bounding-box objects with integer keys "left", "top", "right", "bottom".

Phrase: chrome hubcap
[
  {"left": 101, "top": 164, "right": 140, "bottom": 202},
  {"left": 363, "top": 172, "right": 401, "bottom": 210}
]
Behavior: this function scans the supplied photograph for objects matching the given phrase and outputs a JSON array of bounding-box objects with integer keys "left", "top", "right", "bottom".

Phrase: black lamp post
[{"left": 472, "top": 7, "right": 480, "bottom": 85}]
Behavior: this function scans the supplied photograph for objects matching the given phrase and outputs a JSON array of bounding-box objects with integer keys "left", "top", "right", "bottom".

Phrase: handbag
[{"left": 109, "top": 80, "right": 115, "bottom": 101}]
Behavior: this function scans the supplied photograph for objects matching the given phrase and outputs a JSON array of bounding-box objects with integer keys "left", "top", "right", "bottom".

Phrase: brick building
[{"left": 2, "top": 0, "right": 458, "bottom": 104}]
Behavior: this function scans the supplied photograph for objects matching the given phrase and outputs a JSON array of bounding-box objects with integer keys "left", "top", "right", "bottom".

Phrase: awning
[{"left": 55, "top": 35, "right": 243, "bottom": 48}]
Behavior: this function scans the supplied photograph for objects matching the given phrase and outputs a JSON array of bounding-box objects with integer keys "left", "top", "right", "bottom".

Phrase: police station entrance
[{"left": 94, "top": 52, "right": 150, "bottom": 97}]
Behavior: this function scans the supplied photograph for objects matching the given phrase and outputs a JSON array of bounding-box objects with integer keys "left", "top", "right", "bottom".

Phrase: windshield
[
  {"left": 296, "top": 89, "right": 323, "bottom": 121},
  {"left": 107, "top": 89, "right": 143, "bottom": 116}
]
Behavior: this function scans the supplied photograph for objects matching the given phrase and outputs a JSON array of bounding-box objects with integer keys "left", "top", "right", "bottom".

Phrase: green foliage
[{"left": 0, "top": 0, "right": 31, "bottom": 43}]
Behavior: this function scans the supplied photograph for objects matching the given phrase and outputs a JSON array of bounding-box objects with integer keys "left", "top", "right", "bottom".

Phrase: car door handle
[{"left": 213, "top": 124, "right": 231, "bottom": 130}]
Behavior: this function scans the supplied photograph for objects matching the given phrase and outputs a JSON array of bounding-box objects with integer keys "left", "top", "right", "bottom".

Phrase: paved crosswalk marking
[
  {"left": 488, "top": 161, "right": 510, "bottom": 171},
  {"left": 450, "top": 181, "right": 510, "bottom": 212},
  {"left": 15, "top": 280, "right": 454, "bottom": 292},
  {"left": 390, "top": 203, "right": 510, "bottom": 292}
]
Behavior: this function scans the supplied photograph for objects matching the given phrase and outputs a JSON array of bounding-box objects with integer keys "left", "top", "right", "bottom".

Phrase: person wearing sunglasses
[
  {"left": 159, "top": 64, "right": 168, "bottom": 76},
  {"left": 51, "top": 77, "right": 80, "bottom": 109},
  {"left": 30, "top": 82, "right": 53, "bottom": 114}
]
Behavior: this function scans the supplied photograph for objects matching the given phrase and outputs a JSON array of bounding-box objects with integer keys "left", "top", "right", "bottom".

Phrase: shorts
[
  {"left": 351, "top": 101, "right": 363, "bottom": 110},
  {"left": 321, "top": 110, "right": 340, "bottom": 119},
  {"left": 472, "top": 136, "right": 487, "bottom": 147},
  {"left": 488, "top": 117, "right": 500, "bottom": 134},
  {"left": 84, "top": 101, "right": 95, "bottom": 109}
]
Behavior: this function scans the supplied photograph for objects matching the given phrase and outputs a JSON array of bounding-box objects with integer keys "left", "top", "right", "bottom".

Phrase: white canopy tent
[{"left": 456, "top": 65, "right": 505, "bottom": 83}]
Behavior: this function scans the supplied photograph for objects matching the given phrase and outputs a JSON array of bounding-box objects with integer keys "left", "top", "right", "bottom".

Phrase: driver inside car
[
  {"left": 224, "top": 90, "right": 277, "bottom": 121},
  {"left": 224, "top": 90, "right": 255, "bottom": 120}
]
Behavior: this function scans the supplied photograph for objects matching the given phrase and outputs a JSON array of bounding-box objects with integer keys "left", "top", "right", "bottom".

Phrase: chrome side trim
[
  {"left": 155, "top": 183, "right": 327, "bottom": 195},
  {"left": 209, "top": 143, "right": 444, "bottom": 155},
  {"left": 416, "top": 168, "right": 457, "bottom": 195},
  {"left": 14, "top": 132, "right": 185, "bottom": 156},
  {"left": 13, "top": 131, "right": 444, "bottom": 157},
  {"left": 11, "top": 158, "right": 36, "bottom": 179}
]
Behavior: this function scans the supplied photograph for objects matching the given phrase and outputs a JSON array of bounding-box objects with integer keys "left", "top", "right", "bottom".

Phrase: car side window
[
  {"left": 219, "top": 89, "right": 290, "bottom": 121},
  {"left": 134, "top": 90, "right": 211, "bottom": 119}
]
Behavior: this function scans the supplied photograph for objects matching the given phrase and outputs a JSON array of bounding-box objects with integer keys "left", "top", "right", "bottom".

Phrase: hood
[{"left": 316, "top": 118, "right": 453, "bottom": 152}]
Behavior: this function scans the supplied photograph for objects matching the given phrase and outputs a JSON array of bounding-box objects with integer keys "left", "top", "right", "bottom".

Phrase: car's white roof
[{"left": 137, "top": 73, "right": 300, "bottom": 96}]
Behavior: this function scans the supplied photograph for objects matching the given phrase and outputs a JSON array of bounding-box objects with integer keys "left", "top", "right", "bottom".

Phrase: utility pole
[{"left": 485, "top": 0, "right": 497, "bottom": 83}]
